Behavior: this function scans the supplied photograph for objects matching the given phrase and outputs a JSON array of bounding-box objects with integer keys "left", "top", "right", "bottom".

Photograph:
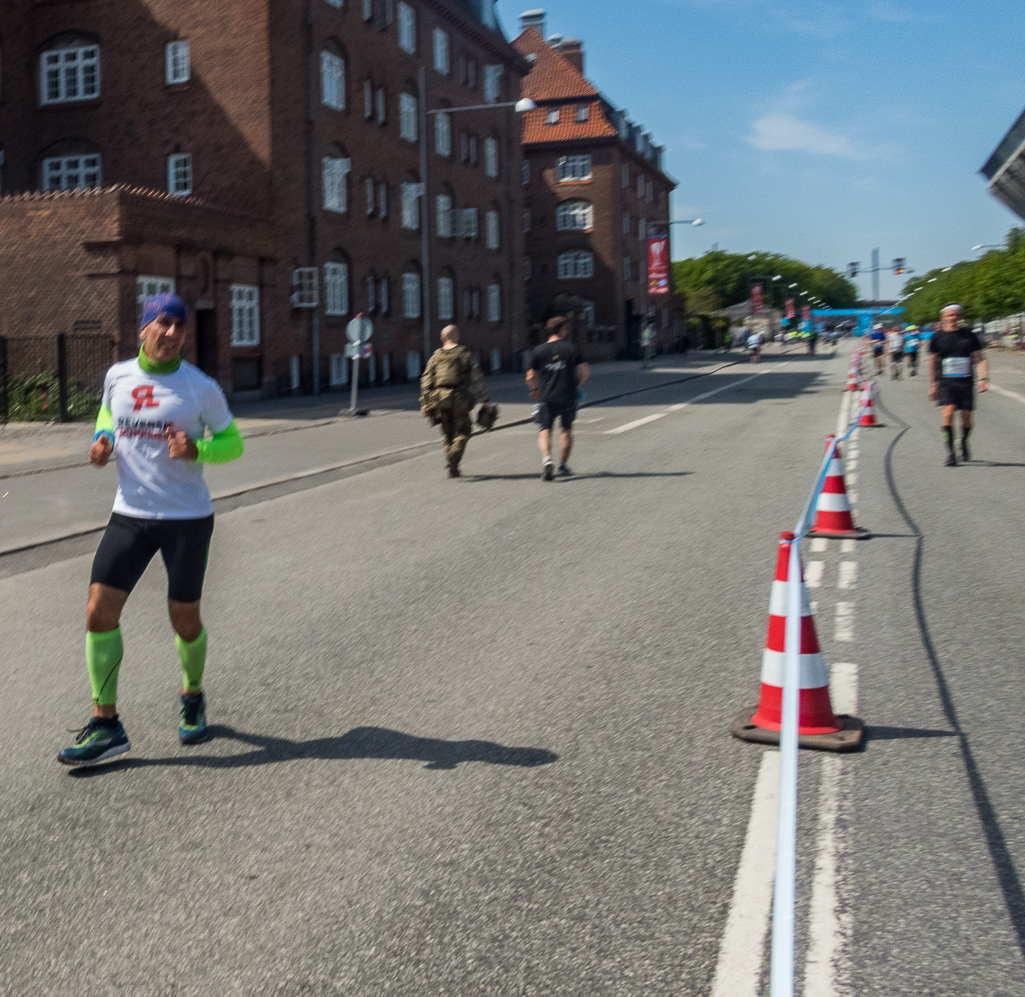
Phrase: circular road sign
[{"left": 346, "top": 315, "right": 373, "bottom": 344}]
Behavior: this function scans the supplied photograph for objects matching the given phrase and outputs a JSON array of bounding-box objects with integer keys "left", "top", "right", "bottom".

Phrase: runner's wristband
[{"left": 92, "top": 429, "right": 114, "bottom": 447}]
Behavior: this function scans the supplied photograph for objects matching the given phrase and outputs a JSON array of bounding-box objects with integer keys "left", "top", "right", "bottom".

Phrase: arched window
[
  {"left": 434, "top": 108, "right": 451, "bottom": 157},
  {"left": 487, "top": 281, "right": 501, "bottom": 322},
  {"left": 401, "top": 172, "right": 420, "bottom": 229},
  {"left": 484, "top": 136, "right": 499, "bottom": 178},
  {"left": 41, "top": 141, "right": 102, "bottom": 191},
  {"left": 436, "top": 188, "right": 453, "bottom": 237},
  {"left": 324, "top": 250, "right": 350, "bottom": 316},
  {"left": 40, "top": 34, "right": 100, "bottom": 105},
  {"left": 557, "top": 251, "right": 593, "bottom": 280},
  {"left": 485, "top": 207, "right": 500, "bottom": 250},
  {"left": 399, "top": 87, "right": 418, "bottom": 142},
  {"left": 320, "top": 42, "right": 345, "bottom": 110},
  {"left": 556, "top": 200, "right": 593, "bottom": 231},
  {"left": 437, "top": 268, "right": 455, "bottom": 321},
  {"left": 402, "top": 266, "right": 422, "bottom": 319},
  {"left": 322, "top": 146, "right": 351, "bottom": 212}
]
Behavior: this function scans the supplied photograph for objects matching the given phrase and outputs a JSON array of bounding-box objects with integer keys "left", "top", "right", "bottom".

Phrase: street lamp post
[{"left": 419, "top": 81, "right": 536, "bottom": 365}]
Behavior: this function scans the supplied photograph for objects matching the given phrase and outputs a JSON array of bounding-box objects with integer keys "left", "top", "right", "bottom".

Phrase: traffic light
[
  {"left": 892, "top": 257, "right": 906, "bottom": 274},
  {"left": 847, "top": 262, "right": 859, "bottom": 278}
]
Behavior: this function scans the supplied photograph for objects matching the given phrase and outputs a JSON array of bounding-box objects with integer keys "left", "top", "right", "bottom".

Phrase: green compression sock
[
  {"left": 87, "top": 628, "right": 124, "bottom": 706},
  {"left": 176, "top": 627, "right": 207, "bottom": 694}
]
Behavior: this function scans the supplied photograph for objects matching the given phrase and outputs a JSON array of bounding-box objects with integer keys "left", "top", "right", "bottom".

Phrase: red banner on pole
[
  {"left": 785, "top": 297, "right": 796, "bottom": 319},
  {"left": 647, "top": 235, "right": 670, "bottom": 295},
  {"left": 751, "top": 283, "right": 764, "bottom": 314},
  {"left": 802, "top": 304, "right": 812, "bottom": 323}
]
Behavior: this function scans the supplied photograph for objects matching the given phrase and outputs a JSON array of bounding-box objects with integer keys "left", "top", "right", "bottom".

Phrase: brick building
[
  {"left": 512, "top": 13, "right": 678, "bottom": 359},
  {"left": 0, "top": 0, "right": 527, "bottom": 397}
]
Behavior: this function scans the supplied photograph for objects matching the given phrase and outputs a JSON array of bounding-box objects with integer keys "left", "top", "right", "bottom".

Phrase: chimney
[
  {"left": 559, "top": 37, "right": 583, "bottom": 74},
  {"left": 519, "top": 9, "right": 546, "bottom": 35}
]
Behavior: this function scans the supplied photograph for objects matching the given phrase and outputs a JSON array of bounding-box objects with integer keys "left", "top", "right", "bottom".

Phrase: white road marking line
[
  {"left": 829, "top": 662, "right": 859, "bottom": 716},
  {"left": 834, "top": 602, "right": 855, "bottom": 642},
  {"left": 846, "top": 473, "right": 858, "bottom": 485},
  {"left": 837, "top": 561, "right": 858, "bottom": 590},
  {"left": 835, "top": 388, "right": 851, "bottom": 437},
  {"left": 811, "top": 600, "right": 819, "bottom": 615},
  {"left": 606, "top": 368, "right": 778, "bottom": 434},
  {"left": 710, "top": 752, "right": 780, "bottom": 997},
  {"left": 810, "top": 538, "right": 829, "bottom": 553},
  {"left": 805, "top": 561, "right": 825, "bottom": 588},
  {"left": 848, "top": 490, "right": 858, "bottom": 504},
  {"left": 840, "top": 539, "right": 856, "bottom": 554},
  {"left": 990, "top": 383, "right": 1025, "bottom": 406},
  {"left": 845, "top": 459, "right": 857, "bottom": 472}
]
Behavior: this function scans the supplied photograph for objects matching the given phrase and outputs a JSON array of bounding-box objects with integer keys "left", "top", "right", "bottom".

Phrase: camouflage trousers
[{"left": 438, "top": 398, "right": 473, "bottom": 467}]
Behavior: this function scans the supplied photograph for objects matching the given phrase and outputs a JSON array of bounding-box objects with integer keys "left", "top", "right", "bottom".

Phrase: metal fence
[{"left": 0, "top": 333, "right": 115, "bottom": 425}]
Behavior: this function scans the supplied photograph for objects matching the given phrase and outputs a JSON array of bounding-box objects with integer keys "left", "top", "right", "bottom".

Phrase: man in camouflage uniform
[{"left": 420, "top": 325, "right": 489, "bottom": 477}]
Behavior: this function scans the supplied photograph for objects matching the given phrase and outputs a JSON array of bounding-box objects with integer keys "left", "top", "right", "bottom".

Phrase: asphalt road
[{"left": 1, "top": 343, "right": 1024, "bottom": 995}]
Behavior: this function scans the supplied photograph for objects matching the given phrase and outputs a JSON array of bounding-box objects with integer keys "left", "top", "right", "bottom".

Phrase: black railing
[{"left": 0, "top": 333, "right": 115, "bottom": 425}]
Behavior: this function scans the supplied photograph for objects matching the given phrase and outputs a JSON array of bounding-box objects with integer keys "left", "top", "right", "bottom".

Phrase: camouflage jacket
[{"left": 420, "top": 345, "right": 488, "bottom": 409}]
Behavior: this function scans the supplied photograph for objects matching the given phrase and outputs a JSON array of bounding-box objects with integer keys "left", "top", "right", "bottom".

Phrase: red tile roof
[
  {"left": 521, "top": 100, "right": 618, "bottom": 144},
  {"left": 512, "top": 27, "right": 597, "bottom": 102}
]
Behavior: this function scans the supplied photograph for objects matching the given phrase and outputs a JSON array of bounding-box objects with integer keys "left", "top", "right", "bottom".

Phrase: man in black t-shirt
[
  {"left": 526, "top": 316, "right": 590, "bottom": 480},
  {"left": 929, "top": 303, "right": 988, "bottom": 466}
]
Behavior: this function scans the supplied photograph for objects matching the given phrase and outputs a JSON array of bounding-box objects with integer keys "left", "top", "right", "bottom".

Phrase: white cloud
[{"left": 747, "top": 112, "right": 873, "bottom": 159}]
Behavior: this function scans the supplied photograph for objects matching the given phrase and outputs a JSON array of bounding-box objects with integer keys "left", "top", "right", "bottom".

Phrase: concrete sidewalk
[{"left": 0, "top": 350, "right": 758, "bottom": 479}]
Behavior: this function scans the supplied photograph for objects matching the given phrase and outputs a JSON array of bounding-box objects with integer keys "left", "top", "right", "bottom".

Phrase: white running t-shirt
[{"left": 102, "top": 358, "right": 234, "bottom": 520}]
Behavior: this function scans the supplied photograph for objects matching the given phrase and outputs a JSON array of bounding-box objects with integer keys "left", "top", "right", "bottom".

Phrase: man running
[
  {"left": 58, "top": 293, "right": 244, "bottom": 766},
  {"left": 869, "top": 324, "right": 886, "bottom": 375},
  {"left": 747, "top": 328, "right": 764, "bottom": 362},
  {"left": 527, "top": 316, "right": 590, "bottom": 480},
  {"left": 886, "top": 326, "right": 905, "bottom": 379},
  {"left": 929, "top": 303, "right": 988, "bottom": 466},
  {"left": 904, "top": 325, "right": 920, "bottom": 376}
]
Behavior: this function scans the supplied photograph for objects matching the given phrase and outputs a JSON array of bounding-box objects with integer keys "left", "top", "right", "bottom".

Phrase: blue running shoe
[
  {"left": 58, "top": 718, "right": 130, "bottom": 767},
  {"left": 178, "top": 692, "right": 208, "bottom": 744}
]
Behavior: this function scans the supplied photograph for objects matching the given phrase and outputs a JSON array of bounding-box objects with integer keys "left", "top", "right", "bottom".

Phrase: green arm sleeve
[
  {"left": 195, "top": 420, "right": 244, "bottom": 464},
  {"left": 94, "top": 405, "right": 114, "bottom": 435}
]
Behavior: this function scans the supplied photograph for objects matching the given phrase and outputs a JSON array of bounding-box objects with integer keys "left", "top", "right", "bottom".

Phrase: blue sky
[{"left": 495, "top": 0, "right": 1025, "bottom": 300}]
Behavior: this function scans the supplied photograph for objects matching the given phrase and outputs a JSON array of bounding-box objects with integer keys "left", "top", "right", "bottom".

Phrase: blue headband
[{"left": 140, "top": 293, "right": 188, "bottom": 330}]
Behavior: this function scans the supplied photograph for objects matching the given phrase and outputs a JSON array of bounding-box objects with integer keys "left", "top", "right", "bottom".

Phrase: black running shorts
[
  {"left": 873, "top": 346, "right": 884, "bottom": 356},
  {"left": 538, "top": 401, "right": 576, "bottom": 432},
  {"left": 936, "top": 379, "right": 974, "bottom": 411},
  {"left": 90, "top": 513, "right": 215, "bottom": 602}
]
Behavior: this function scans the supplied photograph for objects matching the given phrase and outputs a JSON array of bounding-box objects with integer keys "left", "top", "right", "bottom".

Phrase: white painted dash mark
[
  {"left": 834, "top": 602, "right": 855, "bottom": 642},
  {"left": 840, "top": 539, "right": 856, "bottom": 554},
  {"left": 810, "top": 538, "right": 829, "bottom": 554},
  {"left": 805, "top": 561, "right": 825, "bottom": 589},
  {"left": 605, "top": 412, "right": 666, "bottom": 434},
  {"left": 837, "top": 561, "right": 858, "bottom": 590},
  {"left": 710, "top": 752, "right": 780, "bottom": 997}
]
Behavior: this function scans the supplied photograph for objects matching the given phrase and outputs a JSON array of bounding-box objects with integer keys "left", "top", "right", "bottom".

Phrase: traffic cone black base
[
  {"left": 730, "top": 710, "right": 865, "bottom": 752},
  {"left": 806, "top": 525, "right": 872, "bottom": 540}
]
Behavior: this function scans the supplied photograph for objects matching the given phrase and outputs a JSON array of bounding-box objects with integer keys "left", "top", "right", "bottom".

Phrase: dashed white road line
[
  {"left": 606, "top": 367, "right": 780, "bottom": 434},
  {"left": 805, "top": 560, "right": 825, "bottom": 588},
  {"left": 810, "top": 538, "right": 829, "bottom": 554},
  {"left": 837, "top": 561, "right": 858, "bottom": 590},
  {"left": 834, "top": 601, "right": 855, "bottom": 642},
  {"left": 710, "top": 752, "right": 781, "bottom": 997},
  {"left": 840, "top": 539, "right": 856, "bottom": 554}
]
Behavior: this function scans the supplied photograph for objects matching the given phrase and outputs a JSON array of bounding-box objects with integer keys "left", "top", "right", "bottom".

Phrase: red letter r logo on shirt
[{"left": 131, "top": 385, "right": 159, "bottom": 412}]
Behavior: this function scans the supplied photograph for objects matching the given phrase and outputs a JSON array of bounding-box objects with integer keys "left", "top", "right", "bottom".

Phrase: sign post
[{"left": 345, "top": 314, "right": 373, "bottom": 415}]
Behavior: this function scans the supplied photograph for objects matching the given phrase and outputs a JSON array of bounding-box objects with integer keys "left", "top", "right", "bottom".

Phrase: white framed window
[
  {"left": 406, "top": 351, "right": 421, "bottom": 379},
  {"left": 468, "top": 134, "right": 477, "bottom": 164},
  {"left": 136, "top": 276, "right": 175, "bottom": 327},
  {"left": 545, "top": 108, "right": 559, "bottom": 126},
  {"left": 556, "top": 200, "right": 592, "bottom": 231},
  {"left": 402, "top": 272, "right": 421, "bottom": 318},
  {"left": 320, "top": 50, "right": 345, "bottom": 110},
  {"left": 490, "top": 348, "right": 501, "bottom": 372},
  {"left": 521, "top": 159, "right": 529, "bottom": 185},
  {"left": 378, "top": 181, "right": 388, "bottom": 217},
  {"left": 437, "top": 276, "right": 454, "bottom": 320},
  {"left": 230, "top": 284, "right": 260, "bottom": 346},
  {"left": 484, "top": 137, "right": 499, "bottom": 178},
  {"left": 325, "top": 0, "right": 343, "bottom": 7},
  {"left": 483, "top": 64, "right": 502, "bottom": 103},
  {"left": 623, "top": 209, "right": 631, "bottom": 235},
  {"left": 401, "top": 181, "right": 421, "bottom": 229},
  {"left": 460, "top": 207, "right": 478, "bottom": 240},
  {"left": 165, "top": 40, "right": 190, "bottom": 85},
  {"left": 291, "top": 267, "right": 319, "bottom": 308},
  {"left": 399, "top": 92, "right": 418, "bottom": 141},
  {"left": 435, "top": 111, "right": 451, "bottom": 156},
  {"left": 623, "top": 255, "right": 631, "bottom": 281},
  {"left": 576, "top": 104, "right": 589, "bottom": 123},
  {"left": 362, "top": 0, "right": 373, "bottom": 18},
  {"left": 581, "top": 300, "right": 596, "bottom": 328},
  {"left": 323, "top": 155, "right": 351, "bottom": 212},
  {"left": 289, "top": 355, "right": 300, "bottom": 391},
  {"left": 485, "top": 209, "right": 500, "bottom": 250},
  {"left": 557, "top": 154, "right": 591, "bottom": 182},
  {"left": 43, "top": 154, "right": 101, "bottom": 191},
  {"left": 167, "top": 153, "right": 192, "bottom": 196},
  {"left": 397, "top": 2, "right": 416, "bottom": 53},
  {"left": 379, "top": 275, "right": 390, "bottom": 313},
  {"left": 487, "top": 283, "right": 501, "bottom": 322},
  {"left": 558, "top": 251, "right": 594, "bottom": 280},
  {"left": 366, "top": 275, "right": 376, "bottom": 312},
  {"left": 365, "top": 176, "right": 375, "bottom": 214},
  {"left": 436, "top": 194, "right": 452, "bottom": 237},
  {"left": 363, "top": 79, "right": 373, "bottom": 118},
  {"left": 523, "top": 256, "right": 531, "bottom": 281},
  {"left": 523, "top": 207, "right": 531, "bottom": 232},
  {"left": 330, "top": 353, "right": 350, "bottom": 386},
  {"left": 41, "top": 44, "right": 100, "bottom": 105},
  {"left": 324, "top": 262, "right": 350, "bottom": 315},
  {"left": 637, "top": 174, "right": 645, "bottom": 198},
  {"left": 386, "top": 0, "right": 395, "bottom": 24},
  {"left": 622, "top": 163, "right": 629, "bottom": 188},
  {"left": 433, "top": 29, "right": 449, "bottom": 75},
  {"left": 375, "top": 86, "right": 386, "bottom": 123},
  {"left": 638, "top": 217, "right": 647, "bottom": 240}
]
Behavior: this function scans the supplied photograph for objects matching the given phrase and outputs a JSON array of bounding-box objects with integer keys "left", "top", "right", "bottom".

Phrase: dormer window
[{"left": 545, "top": 108, "right": 559, "bottom": 126}]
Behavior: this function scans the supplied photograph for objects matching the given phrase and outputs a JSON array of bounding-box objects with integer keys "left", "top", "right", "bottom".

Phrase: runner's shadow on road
[
  {"left": 864, "top": 725, "right": 958, "bottom": 742},
  {"left": 68, "top": 725, "right": 558, "bottom": 777},
  {"left": 466, "top": 471, "right": 693, "bottom": 481},
  {"left": 963, "top": 460, "right": 1025, "bottom": 468}
]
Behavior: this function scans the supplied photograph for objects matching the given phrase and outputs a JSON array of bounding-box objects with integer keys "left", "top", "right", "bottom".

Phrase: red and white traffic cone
[
  {"left": 844, "top": 363, "right": 861, "bottom": 391},
  {"left": 731, "top": 532, "right": 864, "bottom": 751},
  {"left": 857, "top": 380, "right": 881, "bottom": 426},
  {"left": 807, "top": 436, "right": 869, "bottom": 539}
]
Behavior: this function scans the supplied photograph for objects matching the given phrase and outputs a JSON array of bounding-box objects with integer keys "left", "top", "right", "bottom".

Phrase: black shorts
[
  {"left": 873, "top": 346, "right": 884, "bottom": 356},
  {"left": 890, "top": 351, "right": 904, "bottom": 360},
  {"left": 937, "top": 379, "right": 974, "bottom": 411},
  {"left": 91, "top": 513, "right": 215, "bottom": 602},
  {"left": 538, "top": 401, "right": 577, "bottom": 432}
]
